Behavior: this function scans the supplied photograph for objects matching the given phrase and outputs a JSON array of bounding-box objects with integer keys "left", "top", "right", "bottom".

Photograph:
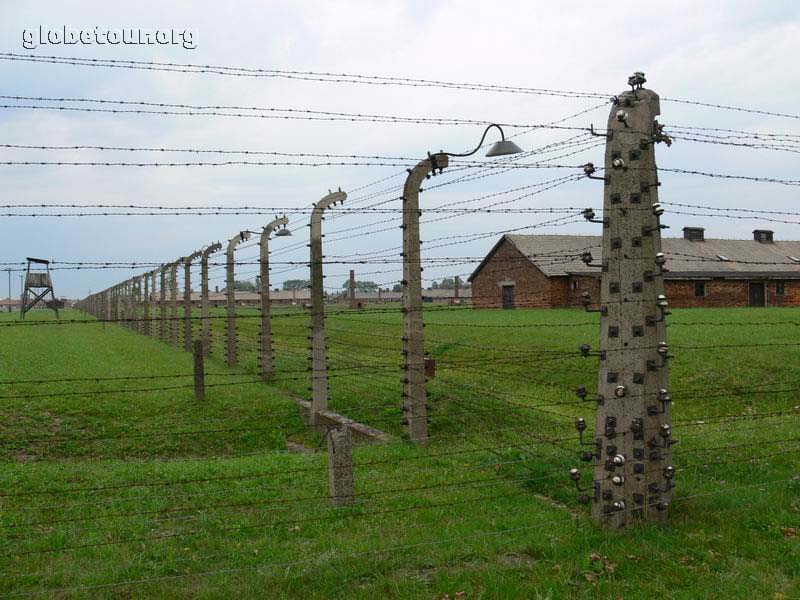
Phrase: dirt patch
[
  {"left": 286, "top": 441, "right": 315, "bottom": 454},
  {"left": 499, "top": 552, "right": 537, "bottom": 566}
]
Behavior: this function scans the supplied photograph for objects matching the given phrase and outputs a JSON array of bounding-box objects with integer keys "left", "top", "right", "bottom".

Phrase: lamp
[{"left": 271, "top": 214, "right": 292, "bottom": 236}]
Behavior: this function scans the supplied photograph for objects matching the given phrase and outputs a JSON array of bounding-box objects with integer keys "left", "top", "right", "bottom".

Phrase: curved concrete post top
[
  {"left": 405, "top": 154, "right": 450, "bottom": 193},
  {"left": 201, "top": 242, "right": 223, "bottom": 260},
  {"left": 312, "top": 189, "right": 347, "bottom": 215},
  {"left": 184, "top": 249, "right": 203, "bottom": 264},
  {"left": 311, "top": 189, "right": 347, "bottom": 240},
  {"left": 226, "top": 230, "right": 252, "bottom": 257},
  {"left": 261, "top": 216, "right": 289, "bottom": 243}
]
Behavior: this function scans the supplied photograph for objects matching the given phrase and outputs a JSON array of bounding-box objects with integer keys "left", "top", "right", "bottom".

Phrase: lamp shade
[
  {"left": 275, "top": 227, "right": 292, "bottom": 237},
  {"left": 485, "top": 139, "right": 524, "bottom": 157}
]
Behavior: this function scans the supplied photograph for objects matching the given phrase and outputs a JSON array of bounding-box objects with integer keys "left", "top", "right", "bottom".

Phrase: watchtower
[{"left": 21, "top": 257, "right": 62, "bottom": 319}]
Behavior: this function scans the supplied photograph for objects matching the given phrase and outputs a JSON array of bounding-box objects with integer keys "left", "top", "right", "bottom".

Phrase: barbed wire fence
[{"left": 1, "top": 64, "right": 799, "bottom": 595}]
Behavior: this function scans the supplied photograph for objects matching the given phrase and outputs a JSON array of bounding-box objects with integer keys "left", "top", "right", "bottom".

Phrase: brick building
[{"left": 468, "top": 229, "right": 800, "bottom": 309}]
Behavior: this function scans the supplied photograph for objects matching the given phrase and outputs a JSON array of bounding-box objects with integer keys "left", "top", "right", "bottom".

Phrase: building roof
[
  {"left": 422, "top": 288, "right": 472, "bottom": 298},
  {"left": 339, "top": 289, "right": 471, "bottom": 300},
  {"left": 187, "top": 290, "right": 311, "bottom": 302},
  {"left": 468, "top": 234, "right": 800, "bottom": 281}
]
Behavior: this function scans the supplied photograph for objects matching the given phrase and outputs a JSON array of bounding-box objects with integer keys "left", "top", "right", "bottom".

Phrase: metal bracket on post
[
  {"left": 589, "top": 124, "right": 613, "bottom": 140},
  {"left": 583, "top": 162, "right": 609, "bottom": 183},
  {"left": 310, "top": 190, "right": 347, "bottom": 425},
  {"left": 401, "top": 154, "right": 449, "bottom": 444}
]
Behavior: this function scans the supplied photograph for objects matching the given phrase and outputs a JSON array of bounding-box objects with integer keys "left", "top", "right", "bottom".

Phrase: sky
[{"left": 0, "top": 0, "right": 798, "bottom": 299}]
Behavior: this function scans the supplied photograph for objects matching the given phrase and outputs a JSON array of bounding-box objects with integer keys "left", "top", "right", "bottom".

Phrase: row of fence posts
[
  {"left": 74, "top": 74, "right": 673, "bottom": 525},
  {"left": 75, "top": 199, "right": 362, "bottom": 504}
]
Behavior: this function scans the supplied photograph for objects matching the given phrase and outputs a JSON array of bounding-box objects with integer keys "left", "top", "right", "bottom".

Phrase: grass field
[{"left": 0, "top": 306, "right": 798, "bottom": 598}]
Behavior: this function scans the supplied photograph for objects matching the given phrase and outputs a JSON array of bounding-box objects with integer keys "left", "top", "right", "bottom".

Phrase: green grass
[{"left": 0, "top": 307, "right": 798, "bottom": 598}]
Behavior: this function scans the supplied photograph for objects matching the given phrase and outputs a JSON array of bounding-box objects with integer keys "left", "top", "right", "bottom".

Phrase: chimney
[
  {"left": 753, "top": 230, "right": 774, "bottom": 243},
  {"left": 682, "top": 227, "right": 705, "bottom": 242}
]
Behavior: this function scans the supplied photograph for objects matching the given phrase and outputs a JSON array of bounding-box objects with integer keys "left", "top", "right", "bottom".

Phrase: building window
[
  {"left": 694, "top": 281, "right": 706, "bottom": 297},
  {"left": 570, "top": 280, "right": 578, "bottom": 291},
  {"left": 776, "top": 281, "right": 786, "bottom": 295}
]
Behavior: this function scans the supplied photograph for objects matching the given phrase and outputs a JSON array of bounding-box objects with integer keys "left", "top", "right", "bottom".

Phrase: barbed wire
[
  {"left": 0, "top": 53, "right": 609, "bottom": 98},
  {"left": 4, "top": 52, "right": 800, "bottom": 121}
]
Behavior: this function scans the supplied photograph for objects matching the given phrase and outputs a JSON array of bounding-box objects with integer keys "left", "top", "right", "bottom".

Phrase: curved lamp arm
[
  {"left": 441, "top": 123, "right": 523, "bottom": 159},
  {"left": 442, "top": 124, "right": 506, "bottom": 157}
]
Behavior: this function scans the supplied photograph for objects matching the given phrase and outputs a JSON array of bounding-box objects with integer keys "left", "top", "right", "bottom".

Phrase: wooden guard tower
[{"left": 21, "top": 257, "right": 63, "bottom": 319}]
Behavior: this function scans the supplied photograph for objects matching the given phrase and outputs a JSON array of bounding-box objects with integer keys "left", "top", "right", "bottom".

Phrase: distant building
[
  {"left": 0, "top": 298, "right": 72, "bottom": 311},
  {"left": 195, "top": 290, "right": 311, "bottom": 307},
  {"left": 332, "top": 288, "right": 471, "bottom": 305},
  {"left": 0, "top": 298, "right": 22, "bottom": 311},
  {"left": 468, "top": 229, "right": 800, "bottom": 309}
]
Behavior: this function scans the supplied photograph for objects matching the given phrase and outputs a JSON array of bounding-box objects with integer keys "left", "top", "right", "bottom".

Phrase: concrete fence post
[
  {"left": 200, "top": 242, "right": 223, "bottom": 357},
  {"left": 117, "top": 283, "right": 124, "bottom": 326},
  {"left": 309, "top": 189, "right": 347, "bottom": 424},
  {"left": 143, "top": 272, "right": 151, "bottom": 336},
  {"left": 159, "top": 265, "right": 168, "bottom": 342},
  {"left": 125, "top": 279, "right": 132, "bottom": 328},
  {"left": 149, "top": 270, "right": 157, "bottom": 337},
  {"left": 183, "top": 250, "right": 203, "bottom": 352},
  {"left": 132, "top": 277, "right": 141, "bottom": 333},
  {"left": 327, "top": 424, "right": 355, "bottom": 506},
  {"left": 116, "top": 285, "right": 122, "bottom": 322},
  {"left": 193, "top": 339, "right": 205, "bottom": 401},
  {"left": 401, "top": 154, "right": 449, "bottom": 444},
  {"left": 259, "top": 216, "right": 289, "bottom": 380},
  {"left": 585, "top": 73, "right": 674, "bottom": 528},
  {"left": 225, "top": 231, "right": 252, "bottom": 366},
  {"left": 170, "top": 259, "right": 181, "bottom": 346},
  {"left": 124, "top": 281, "right": 131, "bottom": 328},
  {"left": 104, "top": 289, "right": 110, "bottom": 324}
]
